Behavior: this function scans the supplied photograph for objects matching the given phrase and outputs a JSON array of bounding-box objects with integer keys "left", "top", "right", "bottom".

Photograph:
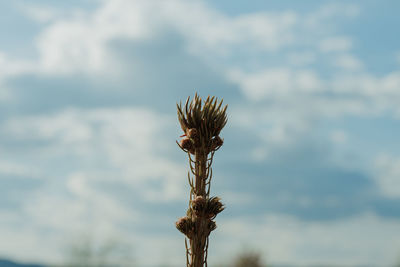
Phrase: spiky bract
[{"left": 177, "top": 93, "right": 227, "bottom": 151}]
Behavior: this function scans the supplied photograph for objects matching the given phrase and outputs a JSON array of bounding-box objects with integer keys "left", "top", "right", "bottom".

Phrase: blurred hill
[{"left": 0, "top": 259, "right": 44, "bottom": 267}]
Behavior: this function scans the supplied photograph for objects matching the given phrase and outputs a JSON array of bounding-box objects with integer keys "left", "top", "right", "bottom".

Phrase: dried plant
[{"left": 175, "top": 94, "right": 228, "bottom": 267}]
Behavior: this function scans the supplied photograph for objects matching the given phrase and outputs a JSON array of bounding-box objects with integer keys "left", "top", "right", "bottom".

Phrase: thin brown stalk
[{"left": 175, "top": 94, "right": 227, "bottom": 267}]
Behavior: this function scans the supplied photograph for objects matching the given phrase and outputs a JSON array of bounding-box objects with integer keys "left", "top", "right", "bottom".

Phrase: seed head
[
  {"left": 191, "top": 196, "right": 206, "bottom": 217},
  {"left": 176, "top": 216, "right": 195, "bottom": 239},
  {"left": 177, "top": 94, "right": 227, "bottom": 149},
  {"left": 206, "top": 197, "right": 225, "bottom": 218},
  {"left": 179, "top": 137, "right": 193, "bottom": 151}
]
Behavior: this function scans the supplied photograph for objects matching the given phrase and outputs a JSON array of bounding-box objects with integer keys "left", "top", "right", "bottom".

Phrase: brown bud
[
  {"left": 191, "top": 196, "right": 206, "bottom": 217},
  {"left": 175, "top": 216, "right": 195, "bottom": 239},
  {"left": 179, "top": 137, "right": 193, "bottom": 151},
  {"left": 206, "top": 197, "right": 225, "bottom": 218},
  {"left": 176, "top": 216, "right": 187, "bottom": 230},
  {"left": 186, "top": 128, "right": 198, "bottom": 139}
]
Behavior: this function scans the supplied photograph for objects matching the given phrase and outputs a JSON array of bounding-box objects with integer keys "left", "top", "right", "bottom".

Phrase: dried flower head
[
  {"left": 179, "top": 137, "right": 193, "bottom": 151},
  {"left": 177, "top": 93, "right": 227, "bottom": 149},
  {"left": 206, "top": 197, "right": 225, "bottom": 218},
  {"left": 191, "top": 196, "right": 206, "bottom": 217},
  {"left": 176, "top": 216, "right": 195, "bottom": 239}
]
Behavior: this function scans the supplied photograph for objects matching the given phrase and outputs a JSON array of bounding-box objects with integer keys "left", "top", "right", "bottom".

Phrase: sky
[{"left": 0, "top": 0, "right": 400, "bottom": 266}]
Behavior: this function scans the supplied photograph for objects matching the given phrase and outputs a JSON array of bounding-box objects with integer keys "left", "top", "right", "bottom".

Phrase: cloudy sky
[{"left": 1, "top": 0, "right": 400, "bottom": 266}]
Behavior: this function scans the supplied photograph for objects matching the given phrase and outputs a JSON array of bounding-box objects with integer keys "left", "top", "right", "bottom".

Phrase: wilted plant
[{"left": 175, "top": 94, "right": 227, "bottom": 267}]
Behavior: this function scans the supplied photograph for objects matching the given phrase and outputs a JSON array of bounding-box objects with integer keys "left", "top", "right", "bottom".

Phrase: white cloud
[
  {"left": 374, "top": 154, "right": 400, "bottom": 198},
  {"left": 319, "top": 36, "right": 353, "bottom": 52},
  {"left": 0, "top": 106, "right": 190, "bottom": 265},
  {"left": 227, "top": 66, "right": 400, "bottom": 157},
  {"left": 0, "top": 51, "right": 35, "bottom": 102},
  {"left": 228, "top": 68, "right": 323, "bottom": 101},
  {"left": 330, "top": 130, "right": 348, "bottom": 145},
  {"left": 333, "top": 54, "right": 363, "bottom": 70},
  {"left": 2, "top": 0, "right": 288, "bottom": 77},
  {"left": 0, "top": 0, "right": 362, "bottom": 93},
  {"left": 331, "top": 71, "right": 400, "bottom": 102},
  {"left": 0, "top": 52, "right": 35, "bottom": 78},
  {"left": 286, "top": 51, "right": 316, "bottom": 66},
  {"left": 305, "top": 3, "right": 359, "bottom": 30},
  {"left": 34, "top": 0, "right": 156, "bottom": 75},
  {"left": 19, "top": 0, "right": 366, "bottom": 153},
  {"left": 3, "top": 107, "right": 185, "bottom": 201},
  {"left": 0, "top": 160, "right": 41, "bottom": 178},
  {"left": 20, "top": 0, "right": 298, "bottom": 76},
  {"left": 11, "top": 0, "right": 356, "bottom": 78},
  {"left": 17, "top": 4, "right": 60, "bottom": 23},
  {"left": 0, "top": 226, "right": 63, "bottom": 264},
  {"left": 216, "top": 213, "right": 400, "bottom": 266},
  {"left": 157, "top": 1, "right": 298, "bottom": 56},
  {"left": 230, "top": 66, "right": 400, "bottom": 118}
]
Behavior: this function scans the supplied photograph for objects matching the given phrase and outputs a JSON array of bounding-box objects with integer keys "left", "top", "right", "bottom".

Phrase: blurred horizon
[{"left": 1, "top": 0, "right": 400, "bottom": 266}]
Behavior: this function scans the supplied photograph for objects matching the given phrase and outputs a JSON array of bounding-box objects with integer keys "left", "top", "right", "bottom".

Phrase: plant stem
[
  {"left": 190, "top": 150, "right": 207, "bottom": 267},
  {"left": 175, "top": 94, "right": 227, "bottom": 267}
]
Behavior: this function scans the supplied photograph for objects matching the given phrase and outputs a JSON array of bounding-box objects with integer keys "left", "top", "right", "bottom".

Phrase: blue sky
[{"left": 1, "top": 0, "right": 400, "bottom": 266}]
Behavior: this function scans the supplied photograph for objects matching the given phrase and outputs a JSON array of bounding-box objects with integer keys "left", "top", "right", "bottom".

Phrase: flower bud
[
  {"left": 186, "top": 128, "right": 198, "bottom": 139},
  {"left": 206, "top": 197, "right": 225, "bottom": 218},
  {"left": 175, "top": 216, "right": 195, "bottom": 239},
  {"left": 180, "top": 137, "right": 193, "bottom": 151},
  {"left": 191, "top": 196, "right": 206, "bottom": 217}
]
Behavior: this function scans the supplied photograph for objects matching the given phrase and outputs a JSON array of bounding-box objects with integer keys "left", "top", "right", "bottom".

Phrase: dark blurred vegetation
[
  {"left": 215, "top": 250, "right": 267, "bottom": 267},
  {"left": 3, "top": 245, "right": 399, "bottom": 267},
  {"left": 233, "top": 251, "right": 266, "bottom": 267},
  {"left": 60, "top": 236, "right": 134, "bottom": 267},
  {"left": 0, "top": 259, "right": 43, "bottom": 267}
]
